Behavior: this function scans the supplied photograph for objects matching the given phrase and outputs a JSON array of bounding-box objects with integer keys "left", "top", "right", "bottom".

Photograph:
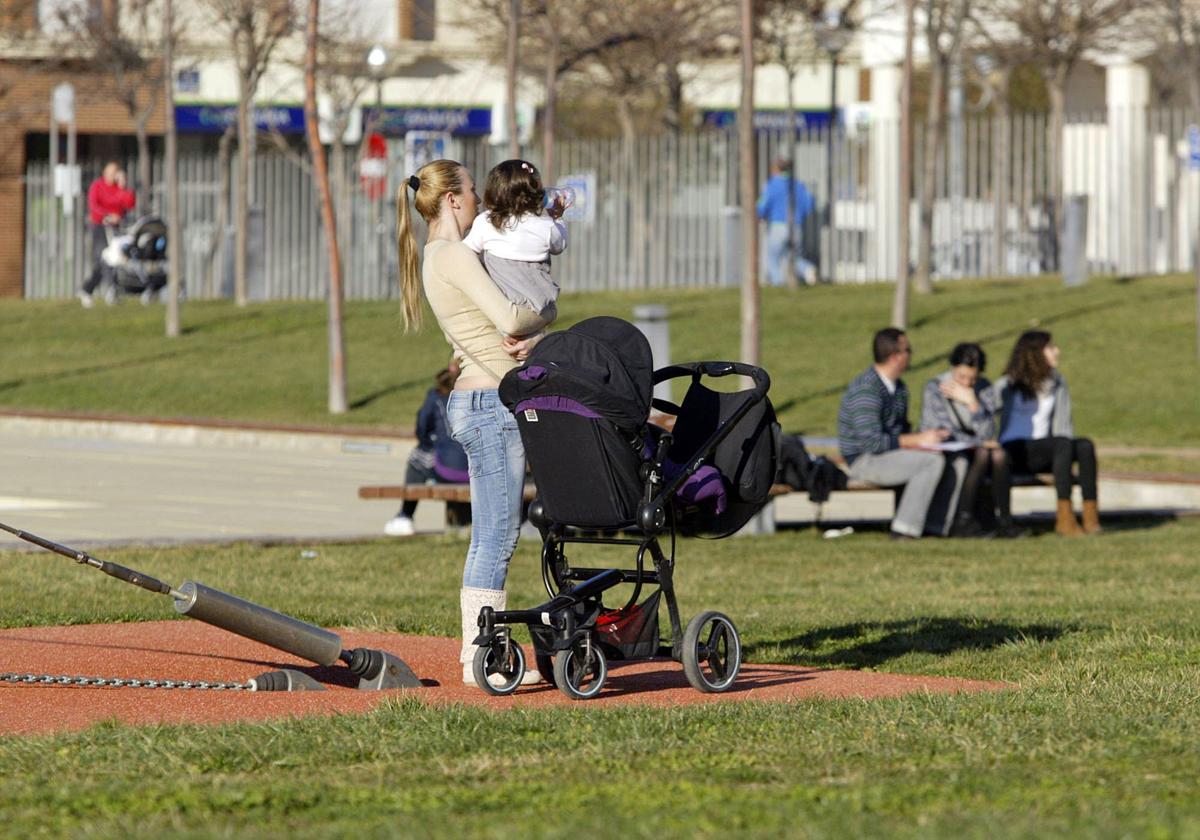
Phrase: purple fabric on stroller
[
  {"left": 513, "top": 397, "right": 602, "bottom": 419},
  {"left": 433, "top": 455, "right": 469, "bottom": 483},
  {"left": 514, "top": 398, "right": 729, "bottom": 515},
  {"left": 517, "top": 366, "right": 548, "bottom": 381},
  {"left": 664, "top": 461, "right": 728, "bottom": 515},
  {"left": 641, "top": 431, "right": 729, "bottom": 515}
]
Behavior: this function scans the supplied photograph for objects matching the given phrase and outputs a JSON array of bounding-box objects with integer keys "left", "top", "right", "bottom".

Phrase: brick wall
[{"left": 0, "top": 60, "right": 165, "bottom": 298}]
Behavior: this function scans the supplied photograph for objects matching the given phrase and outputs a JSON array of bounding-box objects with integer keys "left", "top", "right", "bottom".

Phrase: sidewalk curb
[{"left": 0, "top": 411, "right": 412, "bottom": 457}]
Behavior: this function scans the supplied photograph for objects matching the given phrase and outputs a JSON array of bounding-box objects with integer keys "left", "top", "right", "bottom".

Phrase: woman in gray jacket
[
  {"left": 994, "top": 330, "right": 1099, "bottom": 536},
  {"left": 921, "top": 343, "right": 1017, "bottom": 537}
]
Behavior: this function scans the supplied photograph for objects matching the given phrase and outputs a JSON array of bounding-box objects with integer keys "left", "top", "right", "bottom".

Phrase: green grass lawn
[
  {"left": 3, "top": 520, "right": 1200, "bottom": 836},
  {"left": 3, "top": 273, "right": 1198, "bottom": 448}
]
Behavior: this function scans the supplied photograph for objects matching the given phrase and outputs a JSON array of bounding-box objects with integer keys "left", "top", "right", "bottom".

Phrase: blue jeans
[
  {"left": 764, "top": 221, "right": 815, "bottom": 286},
  {"left": 446, "top": 389, "right": 526, "bottom": 590}
]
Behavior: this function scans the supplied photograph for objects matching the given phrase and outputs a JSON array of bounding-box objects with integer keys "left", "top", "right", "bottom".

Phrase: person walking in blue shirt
[{"left": 756, "top": 157, "right": 817, "bottom": 286}]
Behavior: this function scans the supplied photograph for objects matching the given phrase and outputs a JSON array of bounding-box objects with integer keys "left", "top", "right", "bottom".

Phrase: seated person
[
  {"left": 838, "top": 328, "right": 953, "bottom": 539},
  {"left": 995, "top": 330, "right": 1100, "bottom": 537},
  {"left": 920, "top": 343, "right": 1020, "bottom": 538},
  {"left": 384, "top": 365, "right": 470, "bottom": 536}
]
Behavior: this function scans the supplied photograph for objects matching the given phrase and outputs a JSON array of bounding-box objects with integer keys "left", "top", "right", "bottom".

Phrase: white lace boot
[{"left": 459, "top": 587, "right": 542, "bottom": 686}]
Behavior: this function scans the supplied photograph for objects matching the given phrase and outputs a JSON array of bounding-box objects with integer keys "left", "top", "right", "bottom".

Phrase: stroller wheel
[
  {"left": 472, "top": 640, "right": 526, "bottom": 696},
  {"left": 553, "top": 641, "right": 607, "bottom": 700},
  {"left": 682, "top": 611, "right": 741, "bottom": 693}
]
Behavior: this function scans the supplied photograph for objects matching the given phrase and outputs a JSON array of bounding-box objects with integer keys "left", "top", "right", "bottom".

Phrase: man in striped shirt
[{"left": 837, "top": 328, "right": 953, "bottom": 539}]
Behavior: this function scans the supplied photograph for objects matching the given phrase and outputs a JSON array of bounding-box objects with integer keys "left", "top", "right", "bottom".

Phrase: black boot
[
  {"left": 993, "top": 515, "right": 1027, "bottom": 539},
  {"left": 951, "top": 511, "right": 985, "bottom": 538}
]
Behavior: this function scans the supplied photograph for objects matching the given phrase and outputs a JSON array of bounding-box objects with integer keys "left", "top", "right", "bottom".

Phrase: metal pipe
[{"left": 173, "top": 581, "right": 344, "bottom": 666}]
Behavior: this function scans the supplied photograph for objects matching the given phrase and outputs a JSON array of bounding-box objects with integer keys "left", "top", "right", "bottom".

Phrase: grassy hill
[{"left": 2, "top": 273, "right": 1196, "bottom": 447}]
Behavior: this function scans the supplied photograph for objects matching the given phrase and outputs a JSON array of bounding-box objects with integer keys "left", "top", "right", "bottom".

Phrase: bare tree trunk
[
  {"left": 892, "top": 0, "right": 916, "bottom": 329},
  {"left": 991, "top": 72, "right": 1011, "bottom": 277},
  {"left": 1191, "top": 69, "right": 1200, "bottom": 360},
  {"left": 135, "top": 120, "right": 152, "bottom": 213},
  {"left": 163, "top": 0, "right": 180, "bottom": 338},
  {"left": 331, "top": 137, "right": 348, "bottom": 257},
  {"left": 208, "top": 126, "right": 234, "bottom": 298},
  {"left": 739, "top": 0, "right": 759, "bottom": 366},
  {"left": 542, "top": 23, "right": 559, "bottom": 182},
  {"left": 616, "top": 97, "right": 637, "bottom": 151},
  {"left": 506, "top": 0, "right": 520, "bottom": 159},
  {"left": 915, "top": 52, "right": 945, "bottom": 294},
  {"left": 304, "top": 0, "right": 347, "bottom": 414},
  {"left": 235, "top": 85, "right": 250, "bottom": 305},
  {"left": 1046, "top": 68, "right": 1067, "bottom": 272},
  {"left": 784, "top": 65, "right": 799, "bottom": 289},
  {"left": 616, "top": 97, "right": 645, "bottom": 285},
  {"left": 664, "top": 63, "right": 684, "bottom": 135}
]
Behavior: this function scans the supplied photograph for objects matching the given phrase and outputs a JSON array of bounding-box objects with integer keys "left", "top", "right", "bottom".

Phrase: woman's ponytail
[
  {"left": 395, "top": 160, "right": 466, "bottom": 333},
  {"left": 396, "top": 179, "right": 422, "bottom": 332}
]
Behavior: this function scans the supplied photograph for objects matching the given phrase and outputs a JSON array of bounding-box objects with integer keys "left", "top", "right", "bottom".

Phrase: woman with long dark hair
[{"left": 995, "top": 330, "right": 1100, "bottom": 536}]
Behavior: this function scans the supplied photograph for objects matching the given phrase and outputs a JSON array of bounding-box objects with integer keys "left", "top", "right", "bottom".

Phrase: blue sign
[
  {"left": 175, "top": 69, "right": 200, "bottom": 94},
  {"left": 1189, "top": 124, "right": 1200, "bottom": 172},
  {"left": 176, "top": 104, "right": 492, "bottom": 137},
  {"left": 365, "top": 106, "right": 492, "bottom": 136},
  {"left": 702, "top": 109, "right": 838, "bottom": 132},
  {"left": 175, "top": 104, "right": 306, "bottom": 134}
]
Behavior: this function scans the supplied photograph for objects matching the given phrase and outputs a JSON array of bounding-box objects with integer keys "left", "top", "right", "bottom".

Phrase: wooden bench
[
  {"left": 358, "top": 484, "right": 539, "bottom": 503},
  {"left": 358, "top": 483, "right": 537, "bottom": 532},
  {"left": 358, "top": 476, "right": 1059, "bottom": 536}
]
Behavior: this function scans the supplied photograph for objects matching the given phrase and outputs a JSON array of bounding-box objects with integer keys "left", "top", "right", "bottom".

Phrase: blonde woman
[{"left": 397, "top": 159, "right": 557, "bottom": 685}]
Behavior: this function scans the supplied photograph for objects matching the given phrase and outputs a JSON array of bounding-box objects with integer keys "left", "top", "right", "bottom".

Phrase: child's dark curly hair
[{"left": 484, "top": 159, "right": 544, "bottom": 232}]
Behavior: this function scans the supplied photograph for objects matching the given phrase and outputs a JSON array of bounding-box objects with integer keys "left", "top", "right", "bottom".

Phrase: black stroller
[
  {"left": 472, "top": 316, "right": 778, "bottom": 700},
  {"left": 100, "top": 216, "right": 169, "bottom": 302}
]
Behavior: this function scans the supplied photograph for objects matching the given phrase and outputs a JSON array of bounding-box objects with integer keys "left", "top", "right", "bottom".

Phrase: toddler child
[{"left": 462, "top": 159, "right": 567, "bottom": 319}]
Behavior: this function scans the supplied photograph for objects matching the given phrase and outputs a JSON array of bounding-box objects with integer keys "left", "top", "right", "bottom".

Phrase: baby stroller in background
[
  {"left": 100, "top": 216, "right": 169, "bottom": 303},
  {"left": 473, "top": 316, "right": 779, "bottom": 700}
]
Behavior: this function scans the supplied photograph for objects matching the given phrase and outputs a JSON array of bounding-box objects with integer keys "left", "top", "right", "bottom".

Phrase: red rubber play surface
[{"left": 0, "top": 621, "right": 1009, "bottom": 735}]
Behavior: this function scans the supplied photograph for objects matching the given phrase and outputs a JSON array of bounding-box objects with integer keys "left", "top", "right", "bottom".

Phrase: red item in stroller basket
[
  {"left": 465, "top": 317, "right": 776, "bottom": 701},
  {"left": 595, "top": 591, "right": 662, "bottom": 660}
]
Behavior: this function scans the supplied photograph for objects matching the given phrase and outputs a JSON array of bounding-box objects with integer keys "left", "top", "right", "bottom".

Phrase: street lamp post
[
  {"left": 815, "top": 10, "right": 851, "bottom": 283},
  {"left": 366, "top": 44, "right": 387, "bottom": 128}
]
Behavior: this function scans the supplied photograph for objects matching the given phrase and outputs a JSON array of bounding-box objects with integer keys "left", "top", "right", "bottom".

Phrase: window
[{"left": 38, "top": 0, "right": 117, "bottom": 35}]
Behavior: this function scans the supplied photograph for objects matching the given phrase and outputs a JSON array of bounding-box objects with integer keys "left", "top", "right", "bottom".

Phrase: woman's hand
[
  {"left": 503, "top": 332, "right": 543, "bottom": 361},
  {"left": 939, "top": 379, "right": 980, "bottom": 412}
]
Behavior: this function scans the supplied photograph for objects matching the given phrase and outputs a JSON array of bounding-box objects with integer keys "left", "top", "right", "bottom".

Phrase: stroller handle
[{"left": 652, "top": 362, "right": 771, "bottom": 399}]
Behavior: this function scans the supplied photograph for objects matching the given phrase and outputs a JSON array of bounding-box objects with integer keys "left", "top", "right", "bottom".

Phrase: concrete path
[
  {"left": 0, "top": 419, "right": 440, "bottom": 546},
  {"left": 1, "top": 415, "right": 1197, "bottom": 548}
]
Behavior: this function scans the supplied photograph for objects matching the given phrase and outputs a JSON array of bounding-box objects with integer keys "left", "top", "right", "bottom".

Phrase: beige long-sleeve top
[{"left": 422, "top": 239, "right": 556, "bottom": 382}]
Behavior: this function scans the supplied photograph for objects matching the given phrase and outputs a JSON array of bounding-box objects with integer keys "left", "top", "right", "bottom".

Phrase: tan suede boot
[
  {"left": 1055, "top": 499, "right": 1084, "bottom": 537},
  {"left": 1081, "top": 500, "right": 1102, "bottom": 534}
]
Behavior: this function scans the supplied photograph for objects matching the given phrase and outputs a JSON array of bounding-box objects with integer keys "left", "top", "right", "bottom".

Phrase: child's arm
[{"left": 546, "top": 218, "right": 567, "bottom": 256}]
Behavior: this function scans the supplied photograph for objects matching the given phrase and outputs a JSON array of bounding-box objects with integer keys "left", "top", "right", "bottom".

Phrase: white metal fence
[{"left": 23, "top": 105, "right": 1200, "bottom": 300}]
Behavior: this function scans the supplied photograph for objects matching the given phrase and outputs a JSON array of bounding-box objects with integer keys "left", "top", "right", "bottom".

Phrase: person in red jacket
[{"left": 79, "top": 161, "right": 136, "bottom": 307}]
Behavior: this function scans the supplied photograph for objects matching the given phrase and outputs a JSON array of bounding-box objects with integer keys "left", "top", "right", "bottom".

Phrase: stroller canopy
[{"left": 499, "top": 316, "right": 654, "bottom": 435}]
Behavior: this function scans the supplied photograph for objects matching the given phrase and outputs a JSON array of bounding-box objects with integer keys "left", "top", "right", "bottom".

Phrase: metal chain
[{"left": 1, "top": 672, "right": 253, "bottom": 691}]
